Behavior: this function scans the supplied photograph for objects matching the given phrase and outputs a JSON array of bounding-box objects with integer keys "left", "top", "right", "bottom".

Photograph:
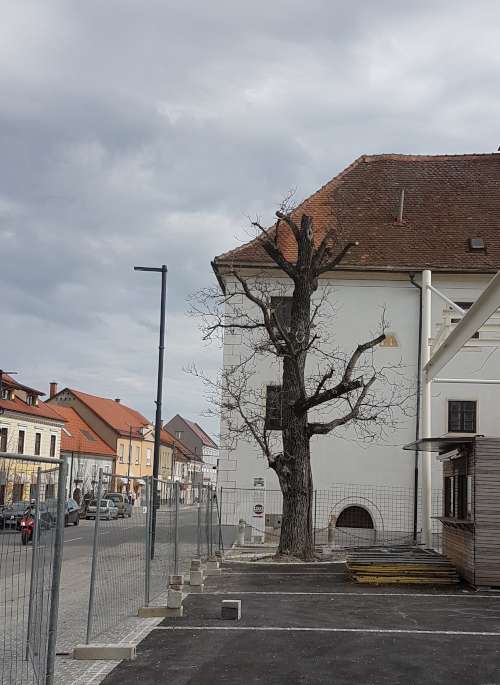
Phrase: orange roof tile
[
  {"left": 68, "top": 388, "right": 150, "bottom": 438},
  {"left": 214, "top": 153, "right": 500, "bottom": 274},
  {"left": 56, "top": 406, "right": 115, "bottom": 457},
  {"left": 0, "top": 395, "right": 65, "bottom": 422}
]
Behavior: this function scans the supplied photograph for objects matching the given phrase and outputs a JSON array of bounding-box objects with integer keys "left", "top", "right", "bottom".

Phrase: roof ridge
[{"left": 364, "top": 152, "right": 500, "bottom": 162}]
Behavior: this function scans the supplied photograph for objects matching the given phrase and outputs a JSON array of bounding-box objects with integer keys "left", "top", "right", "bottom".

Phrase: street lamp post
[{"left": 134, "top": 264, "right": 167, "bottom": 558}]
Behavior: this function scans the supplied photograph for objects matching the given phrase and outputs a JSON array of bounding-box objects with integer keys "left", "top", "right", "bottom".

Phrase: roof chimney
[
  {"left": 397, "top": 188, "right": 405, "bottom": 224},
  {"left": 49, "top": 382, "right": 58, "bottom": 399},
  {"left": 115, "top": 398, "right": 121, "bottom": 403}
]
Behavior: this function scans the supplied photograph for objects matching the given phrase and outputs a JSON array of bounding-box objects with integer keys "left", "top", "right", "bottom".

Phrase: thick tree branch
[
  {"left": 316, "top": 240, "right": 359, "bottom": 275},
  {"left": 308, "top": 375, "right": 376, "bottom": 436},
  {"left": 251, "top": 220, "right": 297, "bottom": 280},
  {"left": 275, "top": 211, "right": 301, "bottom": 242}
]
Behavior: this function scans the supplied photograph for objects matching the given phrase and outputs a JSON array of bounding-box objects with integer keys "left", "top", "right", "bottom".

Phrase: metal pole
[
  {"left": 134, "top": 265, "right": 168, "bottom": 559},
  {"left": 144, "top": 477, "right": 151, "bottom": 607},
  {"left": 313, "top": 490, "right": 317, "bottom": 549},
  {"left": 205, "top": 486, "right": 210, "bottom": 556},
  {"left": 85, "top": 468, "right": 103, "bottom": 645},
  {"left": 421, "top": 269, "right": 433, "bottom": 547},
  {"left": 197, "top": 499, "right": 201, "bottom": 558},
  {"left": 217, "top": 487, "right": 224, "bottom": 554},
  {"left": 209, "top": 485, "right": 213, "bottom": 557},
  {"left": 26, "top": 467, "right": 42, "bottom": 661},
  {"left": 174, "top": 481, "right": 179, "bottom": 575},
  {"left": 45, "top": 457, "right": 68, "bottom": 685}
]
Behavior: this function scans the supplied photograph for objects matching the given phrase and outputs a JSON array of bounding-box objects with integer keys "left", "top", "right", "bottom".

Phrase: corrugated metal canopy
[{"left": 403, "top": 436, "right": 478, "bottom": 453}]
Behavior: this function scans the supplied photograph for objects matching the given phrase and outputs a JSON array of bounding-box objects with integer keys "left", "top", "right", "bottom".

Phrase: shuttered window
[
  {"left": 265, "top": 385, "right": 283, "bottom": 430},
  {"left": 448, "top": 400, "right": 477, "bottom": 433},
  {"left": 34, "top": 432, "right": 41, "bottom": 456}
]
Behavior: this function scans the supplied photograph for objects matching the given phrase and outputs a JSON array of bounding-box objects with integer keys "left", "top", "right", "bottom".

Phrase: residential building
[
  {"left": 165, "top": 414, "right": 219, "bottom": 485},
  {"left": 0, "top": 372, "right": 64, "bottom": 503},
  {"left": 47, "top": 385, "right": 153, "bottom": 499},
  {"left": 55, "top": 405, "right": 115, "bottom": 500},
  {"left": 212, "top": 153, "right": 500, "bottom": 532}
]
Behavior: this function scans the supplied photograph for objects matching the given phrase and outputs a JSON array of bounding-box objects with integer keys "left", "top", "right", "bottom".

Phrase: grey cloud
[{"left": 1, "top": 0, "right": 499, "bottom": 435}]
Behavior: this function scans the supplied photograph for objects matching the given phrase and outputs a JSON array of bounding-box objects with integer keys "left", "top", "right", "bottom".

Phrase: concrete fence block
[
  {"left": 167, "top": 588, "right": 183, "bottom": 609},
  {"left": 168, "top": 574, "right": 184, "bottom": 590},
  {"left": 73, "top": 644, "right": 136, "bottom": 661},
  {"left": 190, "top": 569, "right": 204, "bottom": 586},
  {"left": 191, "top": 558, "right": 202, "bottom": 570},
  {"left": 221, "top": 599, "right": 241, "bottom": 621}
]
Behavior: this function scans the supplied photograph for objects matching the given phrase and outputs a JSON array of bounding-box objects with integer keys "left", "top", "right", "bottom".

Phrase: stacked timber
[{"left": 347, "top": 546, "right": 460, "bottom": 585}]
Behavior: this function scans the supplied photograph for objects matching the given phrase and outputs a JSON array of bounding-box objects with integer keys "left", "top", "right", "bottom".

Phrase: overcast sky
[{"left": 1, "top": 1, "right": 499, "bottom": 439}]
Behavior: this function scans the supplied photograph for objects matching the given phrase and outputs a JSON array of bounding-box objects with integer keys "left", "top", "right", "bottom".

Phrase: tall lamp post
[{"left": 134, "top": 265, "right": 167, "bottom": 558}]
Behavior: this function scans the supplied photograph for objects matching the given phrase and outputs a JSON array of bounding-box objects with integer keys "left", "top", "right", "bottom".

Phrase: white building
[
  {"left": 0, "top": 372, "right": 64, "bottom": 503},
  {"left": 212, "top": 153, "right": 500, "bottom": 540}
]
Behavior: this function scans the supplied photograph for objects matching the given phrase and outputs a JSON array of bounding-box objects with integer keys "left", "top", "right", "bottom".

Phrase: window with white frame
[
  {"left": 119, "top": 444, "right": 124, "bottom": 463},
  {"left": 135, "top": 446, "right": 140, "bottom": 464},
  {"left": 146, "top": 448, "right": 151, "bottom": 466}
]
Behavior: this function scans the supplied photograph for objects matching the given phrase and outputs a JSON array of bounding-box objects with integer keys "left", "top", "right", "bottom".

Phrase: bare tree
[{"left": 191, "top": 210, "right": 411, "bottom": 560}]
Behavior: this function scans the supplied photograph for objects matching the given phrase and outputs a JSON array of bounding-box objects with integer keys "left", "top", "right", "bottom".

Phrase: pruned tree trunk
[{"left": 194, "top": 208, "right": 408, "bottom": 564}]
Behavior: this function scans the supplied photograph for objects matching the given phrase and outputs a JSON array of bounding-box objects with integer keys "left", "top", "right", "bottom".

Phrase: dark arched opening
[{"left": 337, "top": 505, "right": 374, "bottom": 529}]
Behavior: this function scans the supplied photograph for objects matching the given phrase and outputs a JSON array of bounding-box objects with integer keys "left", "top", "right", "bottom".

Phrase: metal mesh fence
[
  {"left": 220, "top": 483, "right": 443, "bottom": 551},
  {"left": 85, "top": 471, "right": 148, "bottom": 642},
  {"left": 0, "top": 454, "right": 63, "bottom": 685}
]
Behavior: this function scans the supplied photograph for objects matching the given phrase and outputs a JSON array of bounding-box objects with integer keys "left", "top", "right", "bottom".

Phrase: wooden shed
[{"left": 407, "top": 436, "right": 500, "bottom": 588}]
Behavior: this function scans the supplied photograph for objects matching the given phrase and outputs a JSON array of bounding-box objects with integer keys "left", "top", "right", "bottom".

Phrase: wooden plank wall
[
  {"left": 442, "top": 454, "right": 475, "bottom": 585},
  {"left": 474, "top": 437, "right": 500, "bottom": 587}
]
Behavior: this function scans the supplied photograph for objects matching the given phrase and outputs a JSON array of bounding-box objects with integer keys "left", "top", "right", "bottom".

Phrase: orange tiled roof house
[{"left": 212, "top": 154, "right": 500, "bottom": 538}]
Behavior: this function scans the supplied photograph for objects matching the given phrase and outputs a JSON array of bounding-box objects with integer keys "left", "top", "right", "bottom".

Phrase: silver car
[{"left": 85, "top": 499, "right": 119, "bottom": 521}]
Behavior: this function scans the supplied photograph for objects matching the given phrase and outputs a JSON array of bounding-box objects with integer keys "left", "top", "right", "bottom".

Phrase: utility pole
[{"left": 134, "top": 265, "right": 167, "bottom": 558}]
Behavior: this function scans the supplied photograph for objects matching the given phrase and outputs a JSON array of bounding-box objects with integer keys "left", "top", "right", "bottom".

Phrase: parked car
[
  {"left": 85, "top": 499, "right": 119, "bottom": 521},
  {"left": 1, "top": 502, "right": 30, "bottom": 530},
  {"left": 0, "top": 501, "right": 54, "bottom": 530},
  {"left": 64, "top": 498, "right": 80, "bottom": 526},
  {"left": 103, "top": 492, "right": 133, "bottom": 518}
]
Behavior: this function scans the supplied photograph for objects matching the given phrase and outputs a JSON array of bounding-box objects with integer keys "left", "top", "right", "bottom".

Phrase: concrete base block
[
  {"left": 221, "top": 599, "right": 241, "bottom": 621},
  {"left": 191, "top": 558, "right": 202, "bottom": 570},
  {"left": 73, "top": 644, "right": 136, "bottom": 661},
  {"left": 168, "top": 574, "right": 184, "bottom": 590},
  {"left": 167, "top": 588, "right": 183, "bottom": 609},
  {"left": 188, "top": 583, "right": 205, "bottom": 593},
  {"left": 163, "top": 606, "right": 184, "bottom": 617},
  {"left": 190, "top": 570, "right": 204, "bottom": 586}
]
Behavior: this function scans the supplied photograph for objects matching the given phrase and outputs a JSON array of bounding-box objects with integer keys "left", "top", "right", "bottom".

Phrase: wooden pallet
[{"left": 347, "top": 546, "right": 460, "bottom": 585}]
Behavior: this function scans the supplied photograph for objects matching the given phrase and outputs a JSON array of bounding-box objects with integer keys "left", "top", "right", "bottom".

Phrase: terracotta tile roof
[
  {"left": 0, "top": 395, "right": 65, "bottom": 422},
  {"left": 1, "top": 373, "right": 44, "bottom": 396},
  {"left": 67, "top": 388, "right": 150, "bottom": 438},
  {"left": 56, "top": 406, "right": 115, "bottom": 457},
  {"left": 214, "top": 153, "right": 500, "bottom": 273}
]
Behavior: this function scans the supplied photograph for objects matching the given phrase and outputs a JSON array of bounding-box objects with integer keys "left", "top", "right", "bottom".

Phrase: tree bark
[{"left": 273, "top": 272, "right": 315, "bottom": 560}]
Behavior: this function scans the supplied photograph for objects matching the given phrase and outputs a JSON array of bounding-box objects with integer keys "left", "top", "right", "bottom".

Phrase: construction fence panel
[
  {"left": 85, "top": 470, "right": 147, "bottom": 643},
  {"left": 0, "top": 453, "right": 64, "bottom": 685},
  {"left": 220, "top": 483, "right": 443, "bottom": 551}
]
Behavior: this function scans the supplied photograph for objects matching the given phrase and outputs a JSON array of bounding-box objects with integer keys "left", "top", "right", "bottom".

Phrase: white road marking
[
  {"left": 200, "top": 591, "right": 496, "bottom": 599},
  {"left": 153, "top": 626, "right": 500, "bottom": 637},
  {"left": 65, "top": 537, "right": 83, "bottom": 543}
]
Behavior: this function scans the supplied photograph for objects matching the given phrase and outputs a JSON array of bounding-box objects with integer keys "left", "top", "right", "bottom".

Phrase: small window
[
  {"left": 26, "top": 394, "right": 37, "bottom": 406},
  {"left": 34, "top": 432, "right": 41, "bottom": 456},
  {"left": 0, "top": 427, "right": 7, "bottom": 452},
  {"left": 270, "top": 297, "right": 293, "bottom": 336},
  {"left": 119, "top": 444, "right": 124, "bottom": 463},
  {"left": 18, "top": 430, "right": 25, "bottom": 455},
  {"left": 265, "top": 385, "right": 283, "bottom": 430},
  {"left": 448, "top": 400, "right": 477, "bottom": 433},
  {"left": 50, "top": 434, "right": 56, "bottom": 457},
  {"left": 135, "top": 446, "right": 140, "bottom": 464},
  {"left": 146, "top": 448, "right": 152, "bottom": 466},
  {"left": 0, "top": 388, "right": 9, "bottom": 400},
  {"left": 469, "top": 237, "right": 485, "bottom": 251}
]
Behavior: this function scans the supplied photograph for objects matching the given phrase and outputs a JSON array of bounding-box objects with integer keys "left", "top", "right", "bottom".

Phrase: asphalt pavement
[{"left": 100, "top": 562, "right": 500, "bottom": 685}]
